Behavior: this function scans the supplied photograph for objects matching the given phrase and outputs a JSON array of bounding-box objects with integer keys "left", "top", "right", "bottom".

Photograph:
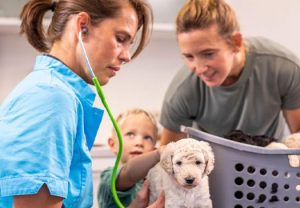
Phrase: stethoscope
[{"left": 79, "top": 29, "right": 125, "bottom": 208}]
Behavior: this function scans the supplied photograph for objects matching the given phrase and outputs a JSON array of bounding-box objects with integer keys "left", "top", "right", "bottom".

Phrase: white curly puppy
[
  {"left": 282, "top": 133, "right": 300, "bottom": 150},
  {"left": 266, "top": 133, "right": 300, "bottom": 167},
  {"left": 282, "top": 133, "right": 300, "bottom": 167},
  {"left": 147, "top": 138, "right": 215, "bottom": 208}
]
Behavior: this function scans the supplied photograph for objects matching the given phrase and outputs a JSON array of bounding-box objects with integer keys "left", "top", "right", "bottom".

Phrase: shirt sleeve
[
  {"left": 97, "top": 167, "right": 142, "bottom": 208},
  {"left": 160, "top": 67, "right": 198, "bottom": 132},
  {"left": 0, "top": 84, "right": 77, "bottom": 198},
  {"left": 278, "top": 61, "right": 300, "bottom": 109}
]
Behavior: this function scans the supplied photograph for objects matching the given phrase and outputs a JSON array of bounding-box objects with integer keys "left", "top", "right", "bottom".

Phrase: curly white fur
[
  {"left": 283, "top": 133, "right": 300, "bottom": 167},
  {"left": 147, "top": 138, "right": 215, "bottom": 208},
  {"left": 266, "top": 133, "right": 300, "bottom": 167}
]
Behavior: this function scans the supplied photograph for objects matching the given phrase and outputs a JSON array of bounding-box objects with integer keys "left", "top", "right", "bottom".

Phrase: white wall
[
  {"left": 228, "top": 0, "right": 300, "bottom": 56},
  {"left": 0, "top": 33, "right": 38, "bottom": 101},
  {"left": 1, "top": 0, "right": 300, "bottom": 145}
]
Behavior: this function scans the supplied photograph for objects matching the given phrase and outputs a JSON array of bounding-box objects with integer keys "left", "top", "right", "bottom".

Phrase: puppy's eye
[
  {"left": 196, "top": 161, "right": 202, "bottom": 165},
  {"left": 176, "top": 161, "right": 182, "bottom": 166}
]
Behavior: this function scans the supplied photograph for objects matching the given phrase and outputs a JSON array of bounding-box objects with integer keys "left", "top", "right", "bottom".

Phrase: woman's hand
[
  {"left": 128, "top": 180, "right": 164, "bottom": 208},
  {"left": 147, "top": 191, "right": 165, "bottom": 208}
]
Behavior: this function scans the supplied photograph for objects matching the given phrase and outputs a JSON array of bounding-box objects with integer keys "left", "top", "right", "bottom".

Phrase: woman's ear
[
  {"left": 231, "top": 32, "right": 243, "bottom": 52},
  {"left": 226, "top": 32, "right": 243, "bottom": 52},
  {"left": 77, "top": 12, "right": 90, "bottom": 35}
]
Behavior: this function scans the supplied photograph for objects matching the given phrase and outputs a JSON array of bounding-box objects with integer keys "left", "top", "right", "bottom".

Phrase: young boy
[{"left": 97, "top": 108, "right": 162, "bottom": 207}]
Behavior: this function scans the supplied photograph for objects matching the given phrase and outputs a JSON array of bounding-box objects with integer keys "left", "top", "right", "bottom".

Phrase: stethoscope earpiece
[
  {"left": 81, "top": 27, "right": 88, "bottom": 35},
  {"left": 78, "top": 30, "right": 95, "bottom": 78}
]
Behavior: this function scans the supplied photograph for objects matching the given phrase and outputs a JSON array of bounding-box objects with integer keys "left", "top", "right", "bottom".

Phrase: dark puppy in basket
[{"left": 224, "top": 130, "right": 276, "bottom": 147}]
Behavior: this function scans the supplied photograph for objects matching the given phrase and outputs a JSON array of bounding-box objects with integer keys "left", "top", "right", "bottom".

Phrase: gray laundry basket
[{"left": 181, "top": 126, "right": 300, "bottom": 208}]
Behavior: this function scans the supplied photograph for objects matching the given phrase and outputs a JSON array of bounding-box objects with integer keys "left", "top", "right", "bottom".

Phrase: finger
[
  {"left": 139, "top": 180, "right": 150, "bottom": 196},
  {"left": 148, "top": 191, "right": 165, "bottom": 208},
  {"left": 134, "top": 180, "right": 150, "bottom": 204},
  {"left": 156, "top": 191, "right": 165, "bottom": 203}
]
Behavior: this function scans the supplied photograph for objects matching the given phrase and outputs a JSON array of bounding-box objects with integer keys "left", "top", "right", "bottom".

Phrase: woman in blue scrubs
[{"left": 0, "top": 0, "right": 164, "bottom": 207}]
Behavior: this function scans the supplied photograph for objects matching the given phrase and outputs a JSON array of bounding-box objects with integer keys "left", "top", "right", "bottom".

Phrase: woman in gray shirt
[{"left": 160, "top": 0, "right": 300, "bottom": 145}]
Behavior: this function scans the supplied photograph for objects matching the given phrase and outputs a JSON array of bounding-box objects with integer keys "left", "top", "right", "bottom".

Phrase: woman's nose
[
  {"left": 195, "top": 58, "right": 209, "bottom": 73},
  {"left": 190, "top": 59, "right": 208, "bottom": 74},
  {"left": 195, "top": 65, "right": 209, "bottom": 74},
  {"left": 119, "top": 50, "right": 131, "bottom": 64}
]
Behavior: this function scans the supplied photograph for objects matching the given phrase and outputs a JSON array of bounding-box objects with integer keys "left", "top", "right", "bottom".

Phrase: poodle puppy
[
  {"left": 147, "top": 138, "right": 215, "bottom": 208},
  {"left": 266, "top": 133, "right": 300, "bottom": 168},
  {"left": 282, "top": 133, "right": 300, "bottom": 167},
  {"left": 282, "top": 133, "right": 300, "bottom": 149},
  {"left": 266, "top": 141, "right": 300, "bottom": 167}
]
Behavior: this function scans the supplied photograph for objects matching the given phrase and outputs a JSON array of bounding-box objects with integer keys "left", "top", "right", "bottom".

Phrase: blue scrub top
[{"left": 0, "top": 55, "right": 104, "bottom": 208}]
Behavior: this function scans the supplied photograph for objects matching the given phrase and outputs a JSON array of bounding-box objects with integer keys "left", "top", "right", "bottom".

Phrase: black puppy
[{"left": 224, "top": 130, "right": 276, "bottom": 147}]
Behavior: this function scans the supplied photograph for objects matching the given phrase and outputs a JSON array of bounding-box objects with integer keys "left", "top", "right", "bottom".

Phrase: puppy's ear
[
  {"left": 200, "top": 141, "right": 215, "bottom": 176},
  {"left": 160, "top": 142, "right": 176, "bottom": 174}
]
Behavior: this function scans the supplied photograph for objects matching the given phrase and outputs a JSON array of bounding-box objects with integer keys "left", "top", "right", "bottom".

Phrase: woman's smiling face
[{"left": 177, "top": 24, "right": 242, "bottom": 87}]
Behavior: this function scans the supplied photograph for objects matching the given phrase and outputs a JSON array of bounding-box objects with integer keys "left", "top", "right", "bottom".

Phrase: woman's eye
[
  {"left": 196, "top": 160, "right": 201, "bottom": 165},
  {"left": 117, "top": 36, "right": 126, "bottom": 43},
  {"left": 176, "top": 161, "right": 182, "bottom": 166},
  {"left": 202, "top": 52, "right": 215, "bottom": 58},
  {"left": 184, "top": 55, "right": 194, "bottom": 61}
]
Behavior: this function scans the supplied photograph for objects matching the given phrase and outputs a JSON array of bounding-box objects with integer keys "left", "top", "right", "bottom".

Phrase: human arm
[
  {"left": 13, "top": 185, "right": 63, "bottom": 208},
  {"left": 283, "top": 108, "right": 300, "bottom": 133},
  {"left": 160, "top": 128, "right": 187, "bottom": 145},
  {"left": 117, "top": 148, "right": 163, "bottom": 191},
  {"left": 279, "top": 55, "right": 300, "bottom": 134},
  {"left": 128, "top": 180, "right": 165, "bottom": 208}
]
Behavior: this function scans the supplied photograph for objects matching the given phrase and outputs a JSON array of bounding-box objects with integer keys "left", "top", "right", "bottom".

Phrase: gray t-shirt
[{"left": 160, "top": 37, "right": 300, "bottom": 139}]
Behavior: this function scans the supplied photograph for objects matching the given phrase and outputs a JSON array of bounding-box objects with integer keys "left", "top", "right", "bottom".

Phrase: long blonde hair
[{"left": 176, "top": 0, "right": 239, "bottom": 37}]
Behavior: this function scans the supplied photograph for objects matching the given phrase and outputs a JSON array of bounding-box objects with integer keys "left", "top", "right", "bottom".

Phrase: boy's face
[{"left": 109, "top": 113, "right": 157, "bottom": 164}]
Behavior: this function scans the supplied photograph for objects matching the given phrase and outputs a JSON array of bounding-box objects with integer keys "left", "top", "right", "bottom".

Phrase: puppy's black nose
[{"left": 185, "top": 177, "right": 195, "bottom": 184}]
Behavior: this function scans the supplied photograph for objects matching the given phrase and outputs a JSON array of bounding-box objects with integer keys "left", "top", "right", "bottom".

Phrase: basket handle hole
[
  {"left": 234, "top": 191, "right": 244, "bottom": 199},
  {"left": 235, "top": 177, "right": 244, "bottom": 185},
  {"left": 272, "top": 170, "right": 279, "bottom": 176},
  {"left": 247, "top": 166, "right": 256, "bottom": 174},
  {"left": 235, "top": 163, "right": 244, "bottom": 172},
  {"left": 247, "top": 179, "right": 255, "bottom": 187},
  {"left": 246, "top": 192, "right": 255, "bottom": 200},
  {"left": 260, "top": 168, "right": 267, "bottom": 175},
  {"left": 259, "top": 181, "right": 267, "bottom": 189}
]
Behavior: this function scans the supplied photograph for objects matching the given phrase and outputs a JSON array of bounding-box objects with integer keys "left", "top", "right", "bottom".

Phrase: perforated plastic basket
[{"left": 181, "top": 126, "right": 300, "bottom": 208}]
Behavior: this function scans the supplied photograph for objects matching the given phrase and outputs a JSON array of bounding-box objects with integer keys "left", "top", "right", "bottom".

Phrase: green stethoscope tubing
[
  {"left": 79, "top": 31, "right": 125, "bottom": 208},
  {"left": 92, "top": 77, "right": 125, "bottom": 208}
]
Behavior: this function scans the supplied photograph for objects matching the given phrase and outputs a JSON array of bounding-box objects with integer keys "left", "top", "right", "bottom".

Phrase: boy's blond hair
[{"left": 112, "top": 108, "right": 159, "bottom": 141}]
